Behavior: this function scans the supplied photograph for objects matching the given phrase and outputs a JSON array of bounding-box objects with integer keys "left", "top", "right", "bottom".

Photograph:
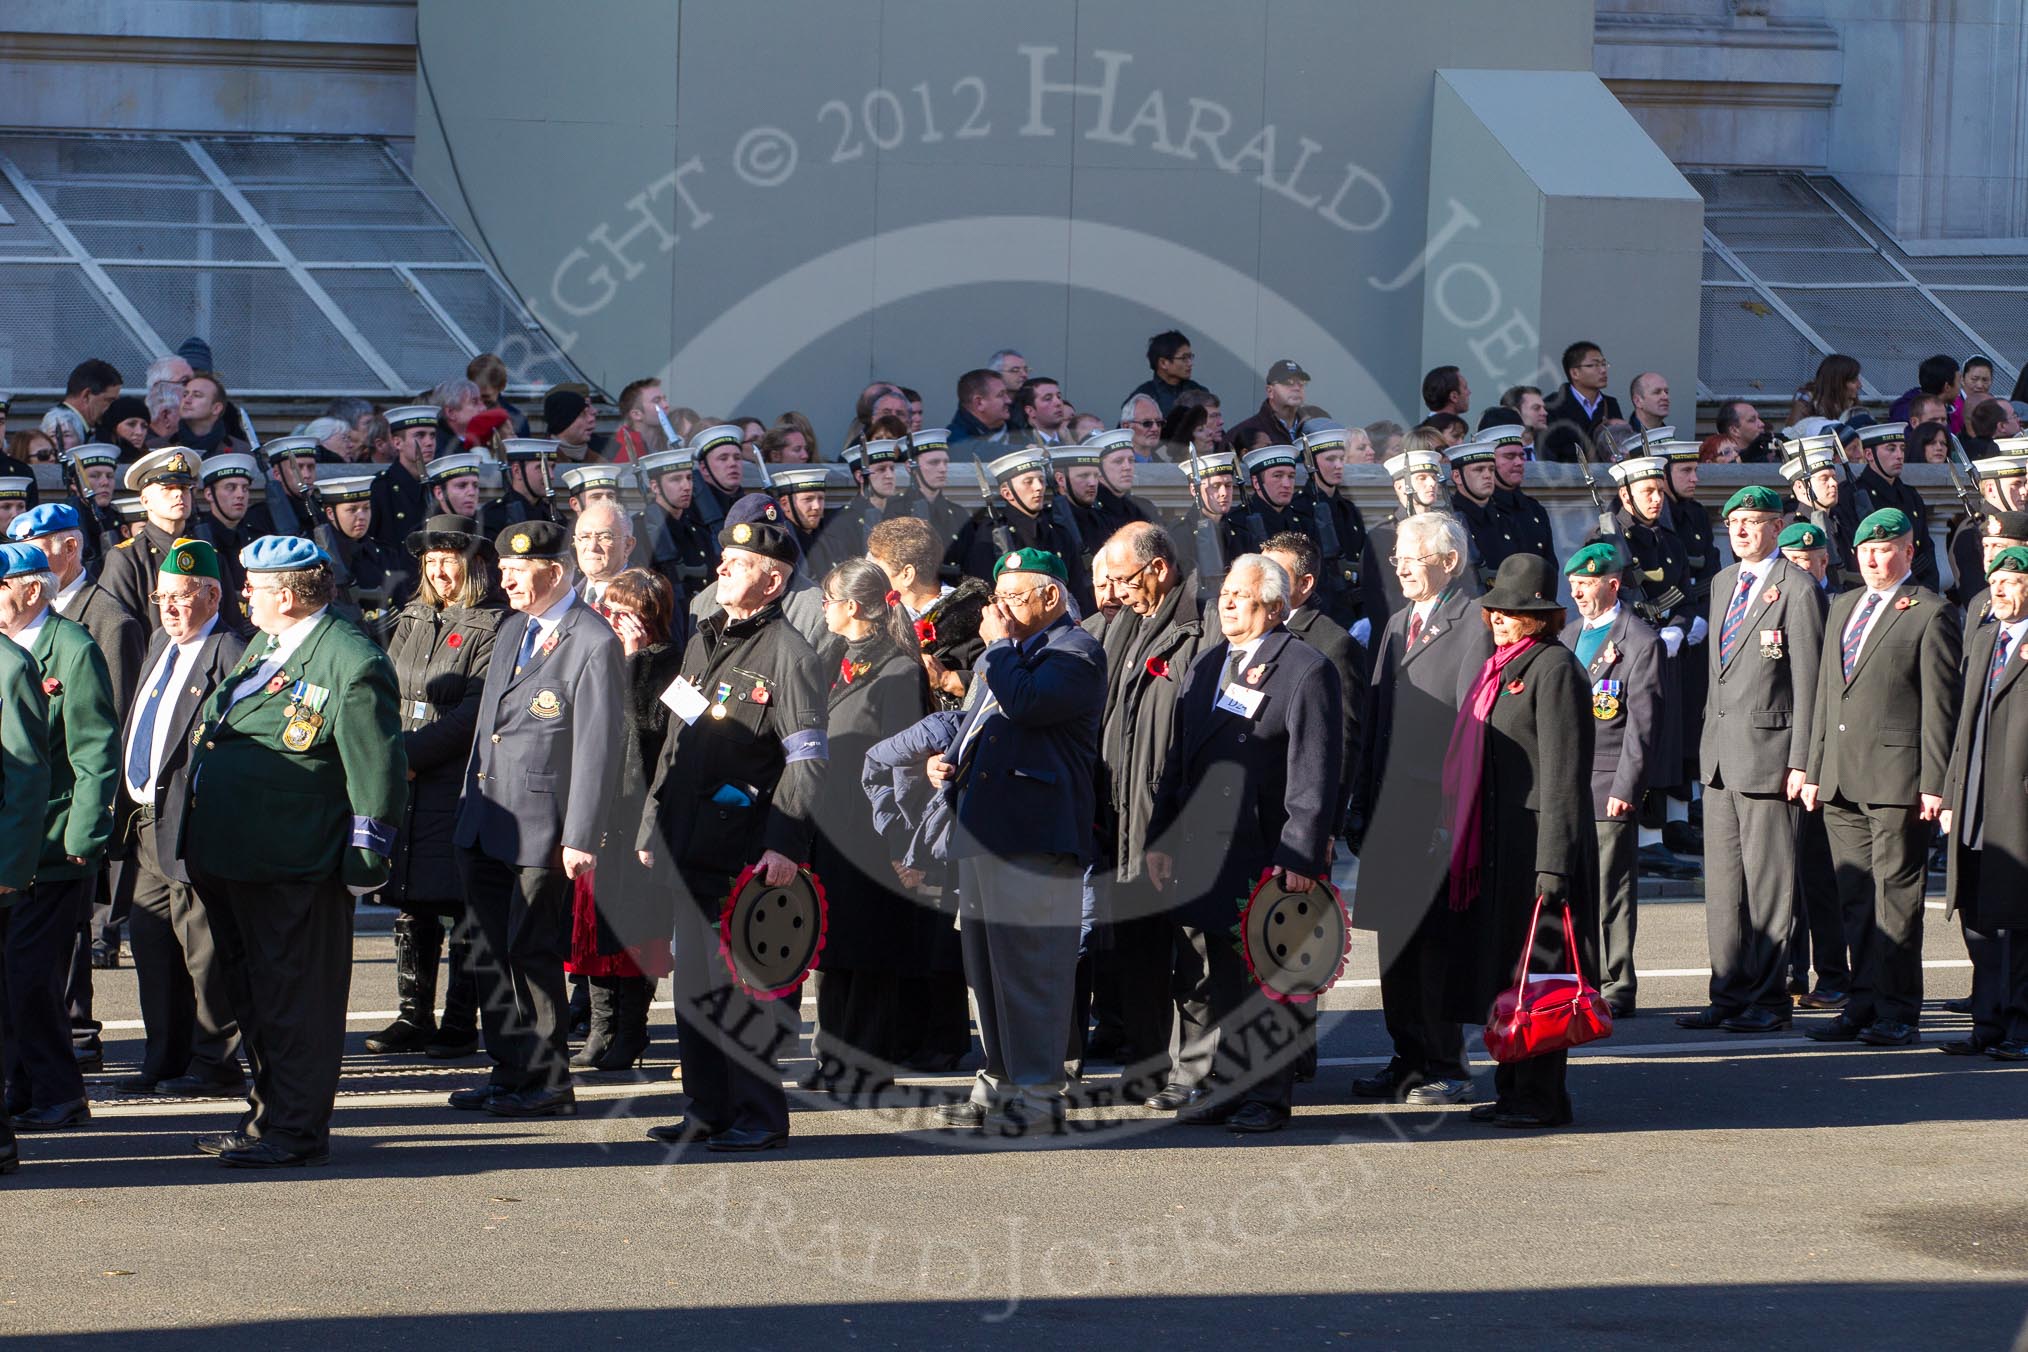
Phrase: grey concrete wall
[{"left": 412, "top": 0, "right": 1639, "bottom": 444}]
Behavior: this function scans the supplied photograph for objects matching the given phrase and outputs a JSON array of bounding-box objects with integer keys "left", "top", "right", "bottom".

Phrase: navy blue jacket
[
  {"left": 948, "top": 614, "right": 1106, "bottom": 863},
  {"left": 862, "top": 709, "right": 964, "bottom": 871}
]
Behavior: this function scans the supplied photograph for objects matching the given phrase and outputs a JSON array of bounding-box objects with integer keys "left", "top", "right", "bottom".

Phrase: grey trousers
[
  {"left": 959, "top": 852, "right": 1083, "bottom": 1110},
  {"left": 1595, "top": 816, "right": 1640, "bottom": 1004},
  {"left": 1704, "top": 787, "right": 1798, "bottom": 1014},
  {"left": 128, "top": 821, "right": 242, "bottom": 1084}
]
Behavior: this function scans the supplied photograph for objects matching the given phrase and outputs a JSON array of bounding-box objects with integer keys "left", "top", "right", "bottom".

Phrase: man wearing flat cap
[
  {"left": 118, "top": 539, "right": 247, "bottom": 1096},
  {"left": 1677, "top": 487, "right": 1825, "bottom": 1034},
  {"left": 0, "top": 540, "right": 117, "bottom": 1133},
  {"left": 1558, "top": 541, "right": 1666, "bottom": 1018},
  {"left": 182, "top": 535, "right": 406, "bottom": 1166},
  {"left": 1802, "top": 508, "right": 1961, "bottom": 1048},
  {"left": 450, "top": 519, "right": 622, "bottom": 1121},
  {"left": 100, "top": 446, "right": 202, "bottom": 632},
  {"left": 1939, "top": 545, "right": 2028, "bottom": 1061},
  {"left": 638, "top": 514, "right": 826, "bottom": 1152}
]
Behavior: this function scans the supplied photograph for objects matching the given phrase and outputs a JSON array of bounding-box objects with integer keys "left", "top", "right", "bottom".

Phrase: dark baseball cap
[{"left": 1265, "top": 359, "right": 1311, "bottom": 385}]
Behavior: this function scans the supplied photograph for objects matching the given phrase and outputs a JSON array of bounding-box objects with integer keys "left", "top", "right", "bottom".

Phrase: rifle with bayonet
[{"left": 972, "top": 459, "right": 1015, "bottom": 559}]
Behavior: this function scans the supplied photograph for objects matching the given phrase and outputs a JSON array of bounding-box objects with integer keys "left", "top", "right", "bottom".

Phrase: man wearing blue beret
[
  {"left": 0, "top": 559, "right": 51, "bottom": 1171},
  {"left": 0, "top": 540, "right": 118, "bottom": 1133},
  {"left": 181, "top": 534, "right": 407, "bottom": 1167}
]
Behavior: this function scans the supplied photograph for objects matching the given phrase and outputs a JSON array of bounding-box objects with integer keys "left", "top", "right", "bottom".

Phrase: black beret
[
  {"left": 496, "top": 518, "right": 571, "bottom": 561},
  {"left": 718, "top": 518, "right": 799, "bottom": 567}
]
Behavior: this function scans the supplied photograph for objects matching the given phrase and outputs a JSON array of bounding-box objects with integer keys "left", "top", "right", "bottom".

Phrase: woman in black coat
[
  {"left": 366, "top": 514, "right": 504, "bottom": 1057},
  {"left": 567, "top": 568, "right": 683, "bottom": 1073},
  {"left": 807, "top": 557, "right": 938, "bottom": 1078},
  {"left": 1440, "top": 553, "right": 1599, "bottom": 1128}
]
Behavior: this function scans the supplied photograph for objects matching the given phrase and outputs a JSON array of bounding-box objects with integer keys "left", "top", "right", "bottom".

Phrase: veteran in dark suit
[
  {"left": 927, "top": 546, "right": 1106, "bottom": 1136},
  {"left": 0, "top": 594, "right": 50, "bottom": 1169},
  {"left": 1803, "top": 508, "right": 1961, "bottom": 1047},
  {"left": 1679, "top": 488, "right": 1827, "bottom": 1034},
  {"left": 1145, "top": 553, "right": 1342, "bottom": 1133},
  {"left": 450, "top": 520, "right": 622, "bottom": 1120},
  {"left": 638, "top": 517, "right": 826, "bottom": 1152},
  {"left": 1349, "top": 511, "right": 1494, "bottom": 1104},
  {"left": 116, "top": 540, "right": 246, "bottom": 1095},
  {"left": 1939, "top": 546, "right": 2028, "bottom": 1060},
  {"left": 183, "top": 535, "right": 407, "bottom": 1166},
  {"left": 1558, "top": 542, "right": 1665, "bottom": 1017},
  {"left": 0, "top": 542, "right": 118, "bottom": 1132}
]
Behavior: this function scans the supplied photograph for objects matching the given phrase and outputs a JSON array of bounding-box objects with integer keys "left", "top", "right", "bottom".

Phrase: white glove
[
  {"left": 1687, "top": 615, "right": 1709, "bottom": 646},
  {"left": 1350, "top": 617, "right": 1371, "bottom": 648},
  {"left": 1659, "top": 625, "right": 1685, "bottom": 658}
]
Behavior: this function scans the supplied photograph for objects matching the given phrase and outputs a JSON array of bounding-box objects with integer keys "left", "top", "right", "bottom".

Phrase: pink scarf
[{"left": 1441, "top": 637, "right": 1537, "bottom": 911}]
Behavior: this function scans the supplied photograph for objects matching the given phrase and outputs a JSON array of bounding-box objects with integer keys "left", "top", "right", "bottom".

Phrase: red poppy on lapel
[
  {"left": 265, "top": 675, "right": 286, "bottom": 695},
  {"left": 1144, "top": 655, "right": 1169, "bottom": 680},
  {"left": 840, "top": 657, "right": 868, "bottom": 684},
  {"left": 914, "top": 618, "right": 937, "bottom": 644},
  {"left": 1893, "top": 596, "right": 1916, "bottom": 611},
  {"left": 41, "top": 676, "right": 60, "bottom": 697},
  {"left": 1245, "top": 665, "right": 1265, "bottom": 686},
  {"left": 1762, "top": 586, "right": 1779, "bottom": 604},
  {"left": 1505, "top": 679, "right": 1526, "bottom": 695},
  {"left": 538, "top": 629, "right": 560, "bottom": 656},
  {"left": 446, "top": 632, "right": 464, "bottom": 649}
]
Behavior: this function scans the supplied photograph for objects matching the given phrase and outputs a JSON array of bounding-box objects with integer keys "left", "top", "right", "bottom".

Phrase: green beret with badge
[
  {"left": 1778, "top": 521, "right": 1827, "bottom": 551},
  {"left": 1988, "top": 545, "right": 2028, "bottom": 577},
  {"left": 1563, "top": 542, "right": 1622, "bottom": 577},
  {"left": 1722, "top": 485, "right": 1784, "bottom": 517},
  {"left": 992, "top": 546, "right": 1068, "bottom": 584},
  {"left": 1853, "top": 507, "right": 1913, "bottom": 543},
  {"left": 161, "top": 537, "right": 220, "bottom": 580}
]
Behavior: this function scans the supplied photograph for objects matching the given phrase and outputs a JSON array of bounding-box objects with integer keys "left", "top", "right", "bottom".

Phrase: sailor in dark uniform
[
  {"left": 369, "top": 404, "right": 437, "bottom": 551},
  {"left": 1660, "top": 438, "right": 1720, "bottom": 790},
  {"left": 99, "top": 446, "right": 202, "bottom": 633},
  {"left": 241, "top": 436, "right": 322, "bottom": 541},
  {"left": 1162, "top": 452, "right": 1262, "bottom": 606},
  {"left": 1051, "top": 443, "right": 1109, "bottom": 581},
  {"left": 894, "top": 427, "right": 971, "bottom": 577},
  {"left": 478, "top": 438, "right": 561, "bottom": 537},
  {"left": 1781, "top": 436, "right": 1862, "bottom": 593},
  {"left": 315, "top": 469, "right": 413, "bottom": 643},
  {"left": 557, "top": 461, "right": 629, "bottom": 526},
  {"left": 1487, "top": 426, "right": 1555, "bottom": 563},
  {"left": 1241, "top": 442, "right": 1305, "bottom": 540},
  {"left": 1947, "top": 456, "right": 2027, "bottom": 610},
  {"left": 70, "top": 443, "right": 126, "bottom": 563},
  {"left": 953, "top": 447, "right": 1090, "bottom": 606},
  {"left": 420, "top": 449, "right": 488, "bottom": 523},
  {"left": 772, "top": 464, "right": 856, "bottom": 580},
  {"left": 1293, "top": 422, "right": 1380, "bottom": 635},
  {"left": 687, "top": 423, "right": 751, "bottom": 536},
  {"left": 1365, "top": 448, "right": 1454, "bottom": 623},
  {"left": 1087, "top": 429, "right": 1158, "bottom": 541},
  {"left": 1855, "top": 421, "right": 1940, "bottom": 592},
  {"left": 1447, "top": 433, "right": 1529, "bottom": 589},
  {"left": 635, "top": 446, "right": 716, "bottom": 606},
  {"left": 192, "top": 452, "right": 259, "bottom": 612},
  {"left": 834, "top": 435, "right": 907, "bottom": 558}
]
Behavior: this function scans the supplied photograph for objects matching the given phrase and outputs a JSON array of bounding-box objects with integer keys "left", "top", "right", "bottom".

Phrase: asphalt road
[{"left": 5, "top": 885, "right": 2026, "bottom": 1351}]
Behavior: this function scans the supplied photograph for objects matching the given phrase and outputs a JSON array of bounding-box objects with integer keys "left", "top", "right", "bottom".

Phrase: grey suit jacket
[
  {"left": 1559, "top": 605, "right": 1665, "bottom": 817},
  {"left": 122, "top": 622, "right": 247, "bottom": 883},
  {"left": 453, "top": 597, "right": 624, "bottom": 868},
  {"left": 1701, "top": 556, "right": 1825, "bottom": 795}
]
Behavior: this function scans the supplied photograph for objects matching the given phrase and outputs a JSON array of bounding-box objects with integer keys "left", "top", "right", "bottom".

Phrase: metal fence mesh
[{"left": 0, "top": 262, "right": 153, "bottom": 392}]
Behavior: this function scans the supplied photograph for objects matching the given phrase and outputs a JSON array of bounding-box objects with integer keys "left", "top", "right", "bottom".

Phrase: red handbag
[{"left": 1483, "top": 894, "right": 1614, "bottom": 1062}]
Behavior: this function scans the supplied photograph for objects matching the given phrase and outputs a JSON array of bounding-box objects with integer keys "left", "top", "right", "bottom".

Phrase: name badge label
[
  {"left": 1216, "top": 684, "right": 1264, "bottom": 719},
  {"left": 661, "top": 676, "right": 710, "bottom": 725}
]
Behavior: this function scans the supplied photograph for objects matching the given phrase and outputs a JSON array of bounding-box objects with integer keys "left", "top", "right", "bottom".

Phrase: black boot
[
  {"left": 568, "top": 975, "right": 591, "bottom": 1041},
  {"left": 426, "top": 926, "right": 481, "bottom": 1058},
  {"left": 366, "top": 914, "right": 441, "bottom": 1053},
  {"left": 592, "top": 977, "right": 652, "bottom": 1073},
  {"left": 0, "top": 1108, "right": 18, "bottom": 1175},
  {"left": 571, "top": 978, "right": 617, "bottom": 1068}
]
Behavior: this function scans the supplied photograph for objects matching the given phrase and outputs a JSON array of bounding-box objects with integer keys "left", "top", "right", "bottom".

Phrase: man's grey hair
[
  {"left": 1228, "top": 553, "right": 1290, "bottom": 610},
  {"left": 1109, "top": 519, "right": 1177, "bottom": 572},
  {"left": 431, "top": 377, "right": 482, "bottom": 409},
  {"left": 324, "top": 397, "right": 375, "bottom": 427},
  {"left": 989, "top": 349, "right": 1025, "bottom": 373},
  {"left": 10, "top": 570, "right": 57, "bottom": 604},
  {"left": 1396, "top": 511, "right": 1468, "bottom": 571},
  {"left": 574, "top": 501, "right": 634, "bottom": 540},
  {"left": 146, "top": 387, "right": 181, "bottom": 420},
  {"left": 1119, "top": 393, "right": 1159, "bottom": 426},
  {"left": 145, "top": 356, "right": 192, "bottom": 387},
  {"left": 302, "top": 415, "right": 349, "bottom": 445}
]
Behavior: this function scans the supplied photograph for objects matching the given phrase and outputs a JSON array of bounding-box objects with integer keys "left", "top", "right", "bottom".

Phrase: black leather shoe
[
  {"left": 364, "top": 1017, "right": 435, "bottom": 1055},
  {"left": 219, "top": 1140, "right": 329, "bottom": 1169},
  {"left": 707, "top": 1126, "right": 786, "bottom": 1153},
  {"left": 1493, "top": 1107, "right": 1572, "bottom": 1129},
  {"left": 646, "top": 1117, "right": 723, "bottom": 1145},
  {"left": 112, "top": 1076, "right": 159, "bottom": 1095},
  {"left": 89, "top": 945, "right": 120, "bottom": 970},
  {"left": 1143, "top": 1084, "right": 1205, "bottom": 1112},
  {"left": 193, "top": 1131, "right": 254, "bottom": 1156},
  {"left": 1467, "top": 1102, "right": 1501, "bottom": 1122},
  {"left": 1857, "top": 1020, "right": 1919, "bottom": 1047},
  {"left": 11, "top": 1100, "right": 89, "bottom": 1131},
  {"left": 0, "top": 1142, "right": 16, "bottom": 1175},
  {"left": 1351, "top": 1067, "right": 1412, "bottom": 1099},
  {"left": 935, "top": 1100, "right": 986, "bottom": 1128},
  {"left": 1806, "top": 1016, "right": 1867, "bottom": 1043},
  {"left": 446, "top": 1085, "right": 499, "bottom": 1111},
  {"left": 1797, "top": 989, "right": 1848, "bottom": 1010},
  {"left": 1985, "top": 1040, "right": 2028, "bottom": 1061},
  {"left": 1941, "top": 997, "right": 1973, "bottom": 1015},
  {"left": 1720, "top": 1008, "right": 1791, "bottom": 1033},
  {"left": 482, "top": 1087, "right": 576, "bottom": 1118},
  {"left": 1674, "top": 1006, "right": 1734, "bottom": 1030},
  {"left": 1177, "top": 1097, "right": 1236, "bottom": 1126},
  {"left": 1608, "top": 1000, "right": 1638, "bottom": 1019},
  {"left": 1226, "top": 1102, "right": 1289, "bottom": 1134},
  {"left": 73, "top": 1050, "right": 104, "bottom": 1073},
  {"left": 1940, "top": 1037, "right": 1995, "bottom": 1056},
  {"left": 157, "top": 1073, "right": 245, "bottom": 1097},
  {"left": 424, "top": 1029, "right": 481, "bottom": 1059}
]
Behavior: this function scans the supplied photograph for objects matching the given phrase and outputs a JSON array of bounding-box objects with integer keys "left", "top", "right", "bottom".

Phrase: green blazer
[
  {"left": 185, "top": 611, "right": 408, "bottom": 888},
  {"left": 0, "top": 641, "right": 51, "bottom": 892},
  {"left": 28, "top": 613, "right": 118, "bottom": 881}
]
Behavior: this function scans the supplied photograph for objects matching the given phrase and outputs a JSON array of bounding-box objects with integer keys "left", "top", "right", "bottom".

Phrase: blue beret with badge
[
  {"left": 0, "top": 541, "right": 51, "bottom": 578},
  {"left": 241, "top": 534, "right": 332, "bottom": 573},
  {"left": 1853, "top": 507, "right": 1913, "bottom": 543},
  {"left": 7, "top": 500, "right": 81, "bottom": 541}
]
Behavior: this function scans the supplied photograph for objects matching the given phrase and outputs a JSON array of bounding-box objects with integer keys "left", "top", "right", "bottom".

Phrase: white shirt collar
[
  {"left": 262, "top": 607, "right": 329, "bottom": 663},
  {"left": 1867, "top": 571, "right": 1911, "bottom": 603},
  {"left": 8, "top": 608, "right": 49, "bottom": 653},
  {"left": 531, "top": 587, "right": 576, "bottom": 634},
  {"left": 50, "top": 570, "right": 89, "bottom": 615},
  {"left": 1227, "top": 634, "right": 1268, "bottom": 671},
  {"left": 1584, "top": 603, "right": 1620, "bottom": 631}
]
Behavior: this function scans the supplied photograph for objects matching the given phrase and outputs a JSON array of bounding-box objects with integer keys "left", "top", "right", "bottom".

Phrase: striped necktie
[
  {"left": 1719, "top": 571, "right": 1755, "bottom": 663},
  {"left": 1840, "top": 592, "right": 1881, "bottom": 680},
  {"left": 1989, "top": 628, "right": 2014, "bottom": 700}
]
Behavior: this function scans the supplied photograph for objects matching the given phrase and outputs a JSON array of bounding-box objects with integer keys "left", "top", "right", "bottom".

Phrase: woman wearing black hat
[
  {"left": 94, "top": 395, "right": 153, "bottom": 464},
  {"left": 1439, "top": 553, "right": 1599, "bottom": 1128},
  {"left": 365, "top": 515, "right": 506, "bottom": 1057}
]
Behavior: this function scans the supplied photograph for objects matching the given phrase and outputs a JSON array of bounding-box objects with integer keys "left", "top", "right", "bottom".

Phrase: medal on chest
[
  {"left": 1759, "top": 628, "right": 1785, "bottom": 660},
  {"left": 281, "top": 680, "right": 329, "bottom": 750},
  {"left": 711, "top": 680, "right": 732, "bottom": 719},
  {"left": 1591, "top": 679, "right": 1622, "bottom": 721}
]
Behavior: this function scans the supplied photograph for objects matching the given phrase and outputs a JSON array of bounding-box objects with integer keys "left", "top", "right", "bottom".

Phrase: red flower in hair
[
  {"left": 914, "top": 618, "right": 937, "bottom": 644},
  {"left": 1145, "top": 656, "right": 1170, "bottom": 680},
  {"left": 884, "top": 589, "right": 901, "bottom": 607},
  {"left": 41, "top": 676, "right": 60, "bottom": 697},
  {"left": 445, "top": 632, "right": 464, "bottom": 649}
]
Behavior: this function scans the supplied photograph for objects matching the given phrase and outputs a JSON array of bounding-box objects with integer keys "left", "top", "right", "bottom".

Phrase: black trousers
[
  {"left": 1376, "top": 899, "right": 1467, "bottom": 1081},
  {"left": 1492, "top": 1049, "right": 1570, "bottom": 1120},
  {"left": 1820, "top": 798, "right": 1928, "bottom": 1026},
  {"left": 1594, "top": 816, "right": 1640, "bottom": 1005},
  {"left": 1106, "top": 890, "right": 1178, "bottom": 1091},
  {"left": 672, "top": 874, "right": 794, "bottom": 1136},
  {"left": 128, "top": 822, "right": 242, "bottom": 1084},
  {"left": 457, "top": 849, "right": 572, "bottom": 1095},
  {"left": 1, "top": 875, "right": 93, "bottom": 1111},
  {"left": 1790, "top": 807, "right": 1847, "bottom": 989},
  {"left": 1172, "top": 923, "right": 1304, "bottom": 1110},
  {"left": 67, "top": 861, "right": 126, "bottom": 1053},
  {"left": 194, "top": 874, "right": 353, "bottom": 1155}
]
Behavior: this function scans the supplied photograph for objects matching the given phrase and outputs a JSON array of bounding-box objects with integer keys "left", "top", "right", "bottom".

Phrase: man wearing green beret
[
  {"left": 182, "top": 537, "right": 407, "bottom": 1166},
  {"left": 0, "top": 603, "right": 51, "bottom": 1171},
  {"left": 1559, "top": 541, "right": 1665, "bottom": 1017},
  {"left": 1955, "top": 512, "right": 2028, "bottom": 634},
  {"left": 1777, "top": 520, "right": 1833, "bottom": 591},
  {"left": 0, "top": 541, "right": 118, "bottom": 1131},
  {"left": 1938, "top": 545, "right": 2028, "bottom": 1060},
  {"left": 1944, "top": 461, "right": 2027, "bottom": 610},
  {"left": 1677, "top": 487, "right": 1826, "bottom": 1033},
  {"left": 1773, "top": 516, "right": 1846, "bottom": 1000},
  {"left": 1802, "top": 508, "right": 1961, "bottom": 1047},
  {"left": 117, "top": 540, "right": 248, "bottom": 1096}
]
